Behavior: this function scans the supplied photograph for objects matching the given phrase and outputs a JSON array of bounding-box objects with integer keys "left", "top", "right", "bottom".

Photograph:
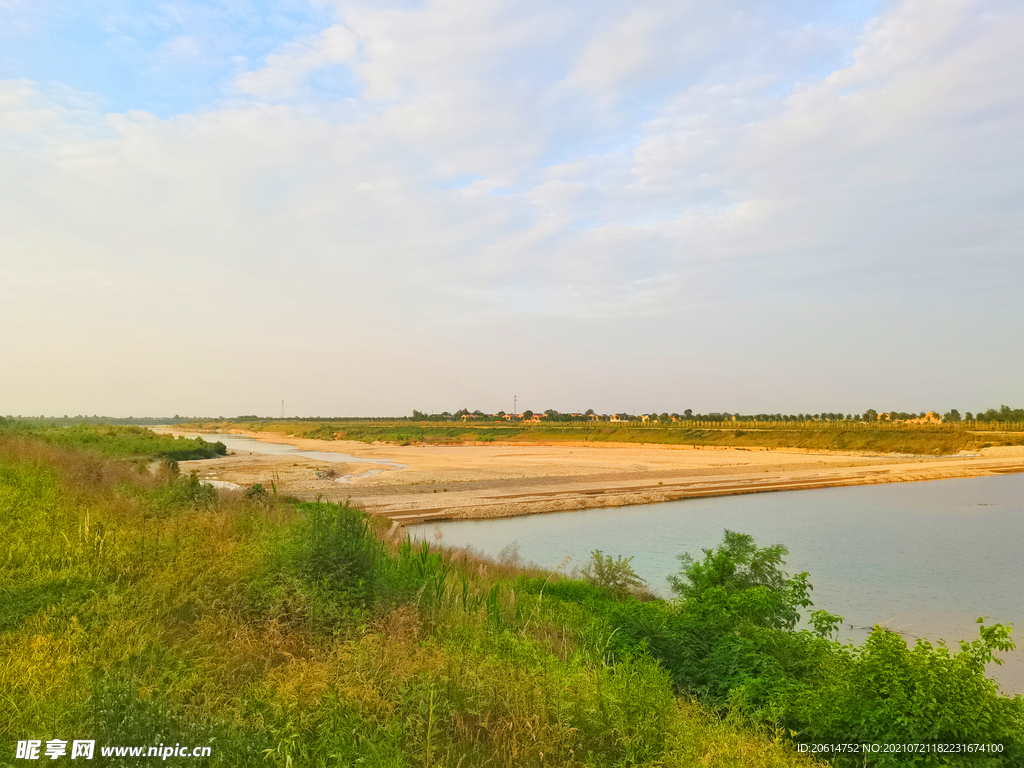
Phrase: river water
[{"left": 409, "top": 474, "right": 1024, "bottom": 694}]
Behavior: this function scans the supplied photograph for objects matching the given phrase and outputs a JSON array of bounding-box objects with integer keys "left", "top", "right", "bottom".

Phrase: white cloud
[
  {"left": 569, "top": 8, "right": 662, "bottom": 94},
  {"left": 234, "top": 24, "right": 358, "bottom": 98},
  {"left": 0, "top": 0, "right": 44, "bottom": 35},
  {"left": 156, "top": 35, "right": 208, "bottom": 66},
  {"left": 3, "top": 0, "right": 1024, "bottom": 414}
]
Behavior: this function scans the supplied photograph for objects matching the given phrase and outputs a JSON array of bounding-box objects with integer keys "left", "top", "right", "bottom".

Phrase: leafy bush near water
[
  {"left": 581, "top": 550, "right": 648, "bottom": 599},
  {"left": 518, "top": 534, "right": 1024, "bottom": 767}
]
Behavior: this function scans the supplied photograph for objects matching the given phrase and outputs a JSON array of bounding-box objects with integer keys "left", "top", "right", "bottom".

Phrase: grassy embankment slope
[
  {"left": 189, "top": 418, "right": 1024, "bottom": 456},
  {"left": 4, "top": 422, "right": 1022, "bottom": 766},
  {"left": 0, "top": 419, "right": 227, "bottom": 461},
  {"left": 1, "top": 423, "right": 825, "bottom": 767}
]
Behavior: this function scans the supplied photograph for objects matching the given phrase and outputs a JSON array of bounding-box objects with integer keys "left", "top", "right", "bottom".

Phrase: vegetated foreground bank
[
  {"left": 1, "top": 424, "right": 822, "bottom": 767},
  {"left": 2, "top": 423, "right": 1022, "bottom": 767},
  {"left": 185, "top": 417, "right": 1024, "bottom": 456},
  {"left": 162, "top": 427, "right": 1024, "bottom": 523}
]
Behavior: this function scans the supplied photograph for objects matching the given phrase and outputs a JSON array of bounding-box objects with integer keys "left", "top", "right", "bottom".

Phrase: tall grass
[{"left": 1, "top": 433, "right": 824, "bottom": 767}]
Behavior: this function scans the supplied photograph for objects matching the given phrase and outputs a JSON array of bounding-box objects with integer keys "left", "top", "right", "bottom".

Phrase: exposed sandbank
[{"left": 155, "top": 427, "right": 1024, "bottom": 523}]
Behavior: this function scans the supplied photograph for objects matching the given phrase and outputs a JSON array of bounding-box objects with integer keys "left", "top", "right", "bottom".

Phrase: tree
[
  {"left": 581, "top": 550, "right": 647, "bottom": 598},
  {"left": 944, "top": 409, "right": 961, "bottom": 422},
  {"left": 584, "top": 409, "right": 595, "bottom": 416},
  {"left": 522, "top": 409, "right": 533, "bottom": 419},
  {"left": 683, "top": 409, "right": 693, "bottom": 419},
  {"left": 863, "top": 409, "right": 877, "bottom": 421},
  {"left": 669, "top": 530, "right": 813, "bottom": 631}
]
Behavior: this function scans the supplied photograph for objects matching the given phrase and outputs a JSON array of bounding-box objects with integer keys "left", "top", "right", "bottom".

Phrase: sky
[{"left": 1, "top": 0, "right": 1022, "bottom": 418}]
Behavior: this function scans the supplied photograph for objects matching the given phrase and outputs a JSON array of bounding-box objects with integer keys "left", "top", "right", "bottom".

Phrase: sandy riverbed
[{"left": 155, "top": 428, "right": 1024, "bottom": 523}]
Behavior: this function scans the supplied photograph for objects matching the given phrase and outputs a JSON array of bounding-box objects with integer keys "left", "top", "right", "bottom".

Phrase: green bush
[
  {"left": 243, "top": 483, "right": 268, "bottom": 502},
  {"left": 785, "top": 622, "right": 1024, "bottom": 766},
  {"left": 581, "top": 549, "right": 647, "bottom": 599},
  {"left": 158, "top": 472, "right": 218, "bottom": 508},
  {"left": 289, "top": 502, "right": 383, "bottom": 604}
]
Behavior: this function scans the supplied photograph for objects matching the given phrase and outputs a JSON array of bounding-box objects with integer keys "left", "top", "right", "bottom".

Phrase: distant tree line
[{"left": 407, "top": 405, "right": 1024, "bottom": 424}]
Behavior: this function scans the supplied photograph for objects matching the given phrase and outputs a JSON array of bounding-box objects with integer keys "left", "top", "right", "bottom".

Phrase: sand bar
[{"left": 155, "top": 428, "right": 1024, "bottom": 522}]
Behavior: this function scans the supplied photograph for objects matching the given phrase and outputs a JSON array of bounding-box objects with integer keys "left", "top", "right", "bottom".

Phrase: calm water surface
[{"left": 410, "top": 474, "right": 1024, "bottom": 693}]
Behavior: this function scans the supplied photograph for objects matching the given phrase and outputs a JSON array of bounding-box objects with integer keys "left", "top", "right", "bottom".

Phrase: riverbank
[{"left": 155, "top": 427, "right": 1024, "bottom": 523}]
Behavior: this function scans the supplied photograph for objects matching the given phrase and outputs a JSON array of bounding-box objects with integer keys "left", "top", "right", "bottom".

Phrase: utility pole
[
  {"left": 281, "top": 400, "right": 284, "bottom": 419},
  {"left": 514, "top": 395, "right": 517, "bottom": 416}
]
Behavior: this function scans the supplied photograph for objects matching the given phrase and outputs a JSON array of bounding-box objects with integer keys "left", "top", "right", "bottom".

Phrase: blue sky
[
  {"left": 0, "top": 1, "right": 338, "bottom": 115},
  {"left": 2, "top": 0, "right": 1023, "bottom": 417}
]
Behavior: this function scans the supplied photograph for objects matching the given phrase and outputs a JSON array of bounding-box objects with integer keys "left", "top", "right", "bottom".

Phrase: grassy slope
[
  {"left": 0, "top": 420, "right": 226, "bottom": 460},
  {"left": 0, "top": 432, "right": 822, "bottom": 768},
  {"left": 190, "top": 419, "right": 1024, "bottom": 455}
]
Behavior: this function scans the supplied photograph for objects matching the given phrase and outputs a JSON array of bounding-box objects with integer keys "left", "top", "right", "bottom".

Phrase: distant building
[{"left": 906, "top": 411, "right": 942, "bottom": 425}]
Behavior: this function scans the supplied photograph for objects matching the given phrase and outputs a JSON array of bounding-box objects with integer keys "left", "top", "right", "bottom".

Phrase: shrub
[
  {"left": 581, "top": 549, "right": 647, "bottom": 599},
  {"left": 293, "top": 502, "right": 382, "bottom": 600},
  {"left": 670, "top": 530, "right": 813, "bottom": 631},
  {"left": 159, "top": 471, "right": 217, "bottom": 508},
  {"left": 786, "top": 622, "right": 1024, "bottom": 766},
  {"left": 244, "top": 483, "right": 268, "bottom": 502}
]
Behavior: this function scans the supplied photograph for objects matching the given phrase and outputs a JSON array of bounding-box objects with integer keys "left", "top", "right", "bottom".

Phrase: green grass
[
  {"left": 0, "top": 430, "right": 827, "bottom": 767},
  {"left": 0, "top": 420, "right": 226, "bottom": 460},
  {"left": 4, "top": 426, "right": 1021, "bottom": 767},
  {"left": 190, "top": 418, "right": 1024, "bottom": 455}
]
